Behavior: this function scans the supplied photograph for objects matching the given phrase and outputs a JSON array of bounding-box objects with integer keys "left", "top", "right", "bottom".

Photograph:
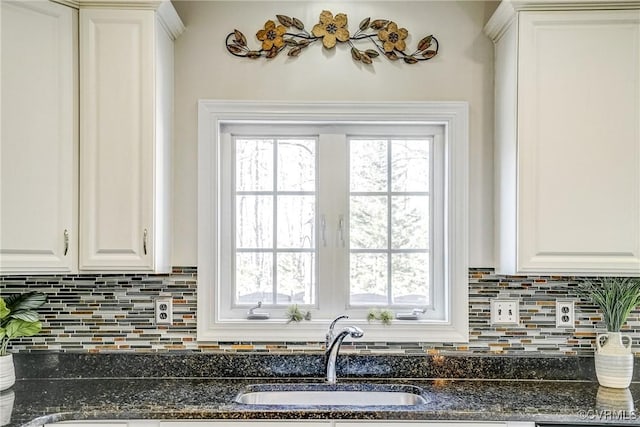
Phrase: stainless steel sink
[{"left": 234, "top": 384, "right": 427, "bottom": 406}]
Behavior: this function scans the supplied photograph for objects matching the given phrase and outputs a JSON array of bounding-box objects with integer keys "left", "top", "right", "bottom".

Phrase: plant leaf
[
  {"left": 365, "top": 49, "right": 379, "bottom": 58},
  {"left": 0, "top": 299, "right": 9, "bottom": 320},
  {"left": 0, "top": 327, "right": 5, "bottom": 341},
  {"left": 5, "top": 319, "right": 41, "bottom": 339},
  {"left": 292, "top": 17, "right": 304, "bottom": 30},
  {"left": 276, "top": 14, "right": 293, "bottom": 27},
  {"left": 359, "top": 17, "right": 371, "bottom": 31},
  {"left": 423, "top": 50, "right": 437, "bottom": 59},
  {"left": 10, "top": 310, "right": 39, "bottom": 323},
  {"left": 4, "top": 292, "right": 46, "bottom": 312},
  {"left": 417, "top": 35, "right": 432, "bottom": 51},
  {"left": 284, "top": 38, "right": 299, "bottom": 46},
  {"left": 247, "top": 51, "right": 262, "bottom": 59},
  {"left": 403, "top": 56, "right": 419, "bottom": 64},
  {"left": 360, "top": 53, "right": 373, "bottom": 64},
  {"left": 234, "top": 30, "right": 247, "bottom": 47}
]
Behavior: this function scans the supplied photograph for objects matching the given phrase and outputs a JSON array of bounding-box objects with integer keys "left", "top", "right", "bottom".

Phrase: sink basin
[{"left": 235, "top": 384, "right": 427, "bottom": 406}]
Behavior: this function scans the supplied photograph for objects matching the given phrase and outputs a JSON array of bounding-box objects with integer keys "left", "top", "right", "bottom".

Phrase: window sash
[
  {"left": 347, "top": 136, "right": 435, "bottom": 309},
  {"left": 231, "top": 135, "right": 319, "bottom": 308},
  {"left": 221, "top": 125, "right": 446, "bottom": 321}
]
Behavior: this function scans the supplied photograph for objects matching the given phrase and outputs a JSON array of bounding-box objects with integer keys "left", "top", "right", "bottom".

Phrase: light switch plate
[{"left": 491, "top": 299, "right": 519, "bottom": 325}]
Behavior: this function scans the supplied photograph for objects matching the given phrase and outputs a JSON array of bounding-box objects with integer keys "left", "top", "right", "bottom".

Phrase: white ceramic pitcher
[{"left": 594, "top": 332, "right": 634, "bottom": 389}]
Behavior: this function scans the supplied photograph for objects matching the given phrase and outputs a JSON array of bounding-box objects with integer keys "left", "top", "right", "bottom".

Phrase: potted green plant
[
  {"left": 578, "top": 277, "right": 640, "bottom": 388},
  {"left": 0, "top": 292, "right": 47, "bottom": 391}
]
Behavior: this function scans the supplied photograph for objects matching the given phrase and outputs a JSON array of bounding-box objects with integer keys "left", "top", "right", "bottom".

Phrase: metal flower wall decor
[{"left": 225, "top": 10, "right": 439, "bottom": 66}]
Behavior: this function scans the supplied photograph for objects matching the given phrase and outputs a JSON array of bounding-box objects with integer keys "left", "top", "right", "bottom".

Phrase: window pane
[
  {"left": 277, "top": 252, "right": 315, "bottom": 305},
  {"left": 236, "top": 252, "right": 273, "bottom": 304},
  {"left": 350, "top": 196, "right": 387, "bottom": 249},
  {"left": 350, "top": 253, "right": 388, "bottom": 305},
  {"left": 236, "top": 195, "right": 273, "bottom": 249},
  {"left": 277, "top": 196, "right": 315, "bottom": 248},
  {"left": 235, "top": 138, "right": 273, "bottom": 191},
  {"left": 392, "top": 253, "right": 429, "bottom": 305},
  {"left": 392, "top": 196, "right": 429, "bottom": 249},
  {"left": 350, "top": 139, "right": 387, "bottom": 192},
  {"left": 278, "top": 139, "right": 316, "bottom": 191},
  {"left": 391, "top": 139, "right": 429, "bottom": 192}
]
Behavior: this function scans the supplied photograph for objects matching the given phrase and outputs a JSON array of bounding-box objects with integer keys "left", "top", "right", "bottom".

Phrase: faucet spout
[{"left": 325, "top": 324, "right": 364, "bottom": 384}]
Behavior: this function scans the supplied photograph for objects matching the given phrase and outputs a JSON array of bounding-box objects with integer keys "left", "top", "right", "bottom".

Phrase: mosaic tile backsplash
[{"left": 0, "top": 268, "right": 638, "bottom": 355}]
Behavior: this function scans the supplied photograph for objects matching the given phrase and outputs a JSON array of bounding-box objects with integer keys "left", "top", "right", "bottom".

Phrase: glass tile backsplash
[{"left": 0, "top": 268, "right": 637, "bottom": 355}]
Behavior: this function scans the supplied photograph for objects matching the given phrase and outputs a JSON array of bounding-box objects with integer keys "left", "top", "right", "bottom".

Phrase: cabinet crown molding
[
  {"left": 484, "top": 0, "right": 640, "bottom": 41},
  {"left": 52, "top": 0, "right": 184, "bottom": 40}
]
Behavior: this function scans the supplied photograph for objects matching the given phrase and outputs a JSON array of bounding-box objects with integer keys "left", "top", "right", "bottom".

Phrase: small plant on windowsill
[
  {"left": 577, "top": 277, "right": 640, "bottom": 388},
  {"left": 0, "top": 292, "right": 47, "bottom": 391},
  {"left": 285, "top": 305, "right": 312, "bottom": 323},
  {"left": 367, "top": 308, "right": 393, "bottom": 326}
]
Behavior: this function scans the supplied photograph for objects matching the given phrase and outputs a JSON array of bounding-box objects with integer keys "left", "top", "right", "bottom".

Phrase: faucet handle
[{"left": 326, "top": 314, "right": 349, "bottom": 348}]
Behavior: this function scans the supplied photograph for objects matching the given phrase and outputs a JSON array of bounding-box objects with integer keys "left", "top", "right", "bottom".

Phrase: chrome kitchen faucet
[{"left": 324, "top": 315, "right": 363, "bottom": 384}]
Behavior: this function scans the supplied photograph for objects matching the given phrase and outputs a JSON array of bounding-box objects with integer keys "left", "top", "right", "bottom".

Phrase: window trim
[{"left": 197, "top": 100, "right": 469, "bottom": 343}]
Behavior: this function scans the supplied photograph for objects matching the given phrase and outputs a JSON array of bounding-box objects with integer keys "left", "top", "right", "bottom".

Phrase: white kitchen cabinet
[
  {"left": 0, "top": 1, "right": 78, "bottom": 273},
  {"left": 1, "top": 1, "right": 182, "bottom": 275},
  {"left": 486, "top": 4, "right": 640, "bottom": 276},
  {"left": 78, "top": 4, "right": 182, "bottom": 272}
]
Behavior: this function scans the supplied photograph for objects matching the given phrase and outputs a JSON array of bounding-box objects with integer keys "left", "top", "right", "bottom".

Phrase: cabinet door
[
  {"left": 0, "top": 1, "right": 78, "bottom": 273},
  {"left": 79, "top": 8, "right": 156, "bottom": 271},
  {"left": 517, "top": 10, "right": 640, "bottom": 275}
]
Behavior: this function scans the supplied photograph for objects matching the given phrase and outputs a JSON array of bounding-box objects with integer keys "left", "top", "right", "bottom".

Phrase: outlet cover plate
[
  {"left": 556, "top": 300, "right": 575, "bottom": 328},
  {"left": 155, "top": 298, "right": 173, "bottom": 325},
  {"left": 491, "top": 299, "right": 519, "bottom": 325}
]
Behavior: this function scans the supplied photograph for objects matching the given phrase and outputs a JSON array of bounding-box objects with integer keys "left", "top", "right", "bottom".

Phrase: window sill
[{"left": 196, "top": 318, "right": 468, "bottom": 343}]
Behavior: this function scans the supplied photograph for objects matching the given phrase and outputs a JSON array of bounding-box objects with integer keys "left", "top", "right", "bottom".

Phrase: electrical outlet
[
  {"left": 556, "top": 300, "right": 575, "bottom": 328},
  {"left": 155, "top": 298, "right": 173, "bottom": 325},
  {"left": 491, "top": 299, "right": 519, "bottom": 325}
]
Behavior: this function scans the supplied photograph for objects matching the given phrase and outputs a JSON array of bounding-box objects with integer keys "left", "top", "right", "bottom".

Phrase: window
[{"left": 198, "top": 101, "right": 469, "bottom": 342}]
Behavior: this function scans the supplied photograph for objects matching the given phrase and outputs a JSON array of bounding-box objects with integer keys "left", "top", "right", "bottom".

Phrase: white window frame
[{"left": 197, "top": 100, "right": 469, "bottom": 342}]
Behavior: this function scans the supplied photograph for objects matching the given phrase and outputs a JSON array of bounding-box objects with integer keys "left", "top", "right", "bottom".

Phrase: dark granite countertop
[
  {"left": 3, "top": 377, "right": 640, "bottom": 426},
  {"left": 3, "top": 353, "right": 640, "bottom": 426}
]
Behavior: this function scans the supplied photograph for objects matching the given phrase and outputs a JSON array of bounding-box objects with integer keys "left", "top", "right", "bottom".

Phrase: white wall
[{"left": 172, "top": 0, "right": 497, "bottom": 268}]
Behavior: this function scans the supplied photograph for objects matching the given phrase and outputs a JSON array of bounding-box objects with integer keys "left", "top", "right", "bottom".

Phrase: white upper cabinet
[
  {"left": 78, "top": 3, "right": 182, "bottom": 272},
  {"left": 1, "top": 0, "right": 183, "bottom": 275},
  {"left": 0, "top": 1, "right": 78, "bottom": 273},
  {"left": 486, "top": 3, "right": 640, "bottom": 276}
]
